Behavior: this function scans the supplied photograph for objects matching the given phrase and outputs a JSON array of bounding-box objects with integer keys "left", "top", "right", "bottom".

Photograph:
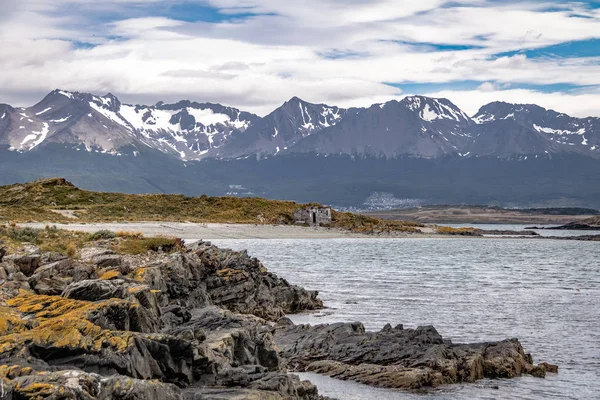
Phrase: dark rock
[
  {"left": 0, "top": 247, "right": 6, "bottom": 263},
  {"left": 11, "top": 254, "right": 42, "bottom": 276},
  {"left": 0, "top": 240, "right": 552, "bottom": 399},
  {"left": 28, "top": 259, "right": 96, "bottom": 295},
  {"left": 62, "top": 279, "right": 129, "bottom": 301},
  {"left": 274, "top": 323, "right": 551, "bottom": 390},
  {"left": 93, "top": 254, "right": 123, "bottom": 268},
  {"left": 546, "top": 222, "right": 600, "bottom": 230}
]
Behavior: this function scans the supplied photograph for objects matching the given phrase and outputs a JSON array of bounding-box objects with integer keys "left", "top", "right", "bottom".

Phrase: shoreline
[
  {"left": 19, "top": 222, "right": 597, "bottom": 241},
  {"left": 20, "top": 222, "right": 420, "bottom": 240}
]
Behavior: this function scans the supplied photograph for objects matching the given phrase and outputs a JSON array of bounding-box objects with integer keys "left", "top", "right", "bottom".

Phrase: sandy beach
[{"left": 20, "top": 222, "right": 420, "bottom": 240}]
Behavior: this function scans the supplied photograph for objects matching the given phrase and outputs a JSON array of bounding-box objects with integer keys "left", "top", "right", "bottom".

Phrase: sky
[{"left": 1, "top": 0, "right": 600, "bottom": 117}]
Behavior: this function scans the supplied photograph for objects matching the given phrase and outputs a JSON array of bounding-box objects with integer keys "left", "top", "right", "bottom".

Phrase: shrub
[
  {"left": 66, "top": 242, "right": 78, "bottom": 258},
  {"left": 116, "top": 231, "right": 144, "bottom": 239},
  {"left": 118, "top": 237, "right": 185, "bottom": 255},
  {"left": 6, "top": 227, "right": 41, "bottom": 243},
  {"left": 89, "top": 230, "right": 117, "bottom": 241},
  {"left": 436, "top": 226, "right": 481, "bottom": 236}
]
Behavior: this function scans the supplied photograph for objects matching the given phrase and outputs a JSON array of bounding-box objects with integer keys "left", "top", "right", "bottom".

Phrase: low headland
[
  {"left": 0, "top": 226, "right": 558, "bottom": 399},
  {"left": 2, "top": 178, "right": 598, "bottom": 241},
  {"left": 366, "top": 204, "right": 600, "bottom": 225}
]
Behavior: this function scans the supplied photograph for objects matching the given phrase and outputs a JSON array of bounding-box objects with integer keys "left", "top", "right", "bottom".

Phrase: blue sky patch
[{"left": 496, "top": 39, "right": 600, "bottom": 59}]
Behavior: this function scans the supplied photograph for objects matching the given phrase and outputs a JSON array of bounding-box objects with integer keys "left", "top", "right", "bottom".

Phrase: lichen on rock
[{"left": 0, "top": 236, "right": 556, "bottom": 399}]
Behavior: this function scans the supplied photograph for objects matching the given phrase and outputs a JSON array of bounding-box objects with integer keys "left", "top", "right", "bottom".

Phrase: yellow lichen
[
  {"left": 15, "top": 382, "right": 57, "bottom": 397},
  {"left": 0, "top": 293, "right": 136, "bottom": 355},
  {"left": 0, "top": 306, "right": 32, "bottom": 335},
  {"left": 132, "top": 267, "right": 148, "bottom": 282},
  {"left": 99, "top": 270, "right": 120, "bottom": 280}
]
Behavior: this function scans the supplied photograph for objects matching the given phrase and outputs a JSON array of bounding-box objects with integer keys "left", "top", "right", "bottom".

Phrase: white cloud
[
  {"left": 0, "top": 0, "right": 600, "bottom": 116},
  {"left": 424, "top": 88, "right": 600, "bottom": 118}
]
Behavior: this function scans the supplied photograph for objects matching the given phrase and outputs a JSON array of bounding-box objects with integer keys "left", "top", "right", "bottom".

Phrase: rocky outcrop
[
  {"left": 0, "top": 237, "right": 555, "bottom": 399},
  {"left": 0, "top": 240, "right": 324, "bottom": 400},
  {"left": 274, "top": 322, "right": 557, "bottom": 390}
]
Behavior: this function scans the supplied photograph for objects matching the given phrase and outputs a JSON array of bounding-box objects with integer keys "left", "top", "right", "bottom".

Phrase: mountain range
[
  {"left": 1, "top": 89, "right": 598, "bottom": 161},
  {"left": 1, "top": 90, "right": 599, "bottom": 208}
]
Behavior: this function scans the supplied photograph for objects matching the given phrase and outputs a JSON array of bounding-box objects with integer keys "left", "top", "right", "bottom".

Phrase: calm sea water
[
  {"left": 448, "top": 223, "right": 598, "bottom": 238},
  {"left": 209, "top": 237, "right": 600, "bottom": 400}
]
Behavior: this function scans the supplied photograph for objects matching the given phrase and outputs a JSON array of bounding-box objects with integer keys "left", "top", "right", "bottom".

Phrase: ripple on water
[{"left": 210, "top": 237, "right": 600, "bottom": 400}]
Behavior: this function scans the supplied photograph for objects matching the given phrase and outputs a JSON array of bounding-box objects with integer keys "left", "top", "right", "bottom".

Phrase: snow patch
[
  {"left": 50, "top": 115, "right": 71, "bottom": 123},
  {"left": 533, "top": 124, "right": 585, "bottom": 136},
  {"left": 21, "top": 123, "right": 49, "bottom": 149},
  {"left": 89, "top": 102, "right": 131, "bottom": 131},
  {"left": 473, "top": 113, "right": 495, "bottom": 124},
  {"left": 187, "top": 107, "right": 230, "bottom": 126},
  {"left": 420, "top": 104, "right": 438, "bottom": 122},
  {"left": 58, "top": 90, "right": 74, "bottom": 99},
  {"left": 36, "top": 107, "right": 53, "bottom": 115}
]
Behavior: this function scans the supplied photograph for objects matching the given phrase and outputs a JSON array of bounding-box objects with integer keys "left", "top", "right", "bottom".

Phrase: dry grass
[
  {"left": 0, "top": 225, "right": 187, "bottom": 257},
  {"left": 436, "top": 226, "right": 481, "bottom": 236},
  {"left": 331, "top": 211, "right": 424, "bottom": 233},
  {"left": 0, "top": 225, "right": 90, "bottom": 254},
  {"left": 0, "top": 178, "right": 423, "bottom": 233},
  {"left": 117, "top": 237, "right": 185, "bottom": 255}
]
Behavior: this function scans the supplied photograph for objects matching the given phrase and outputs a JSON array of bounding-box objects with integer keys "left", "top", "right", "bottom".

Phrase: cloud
[{"left": 0, "top": 0, "right": 600, "bottom": 116}]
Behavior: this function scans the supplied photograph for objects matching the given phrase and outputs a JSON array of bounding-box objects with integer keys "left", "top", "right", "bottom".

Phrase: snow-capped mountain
[
  {"left": 473, "top": 102, "right": 600, "bottom": 155},
  {"left": 0, "top": 90, "right": 259, "bottom": 160},
  {"left": 1, "top": 90, "right": 599, "bottom": 161},
  {"left": 211, "top": 97, "right": 356, "bottom": 159},
  {"left": 1, "top": 90, "right": 139, "bottom": 155},
  {"left": 289, "top": 96, "right": 475, "bottom": 158},
  {"left": 120, "top": 100, "right": 259, "bottom": 159}
]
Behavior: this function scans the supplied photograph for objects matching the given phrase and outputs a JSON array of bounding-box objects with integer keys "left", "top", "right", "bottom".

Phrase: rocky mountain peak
[{"left": 400, "top": 95, "right": 472, "bottom": 123}]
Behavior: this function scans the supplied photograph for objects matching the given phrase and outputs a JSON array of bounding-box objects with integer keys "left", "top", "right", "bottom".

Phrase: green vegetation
[
  {"left": 436, "top": 226, "right": 481, "bottom": 236},
  {"left": 331, "top": 211, "right": 423, "bottom": 233},
  {"left": 0, "top": 225, "right": 90, "bottom": 254},
  {"left": 89, "top": 230, "right": 117, "bottom": 241},
  {"left": 117, "top": 237, "right": 185, "bottom": 255},
  {"left": 0, "top": 178, "right": 424, "bottom": 233},
  {"left": 0, "top": 225, "right": 184, "bottom": 256}
]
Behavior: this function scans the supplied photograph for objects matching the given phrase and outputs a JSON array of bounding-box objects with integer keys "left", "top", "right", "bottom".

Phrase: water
[
  {"left": 208, "top": 237, "right": 600, "bottom": 400},
  {"left": 448, "top": 223, "right": 598, "bottom": 238}
]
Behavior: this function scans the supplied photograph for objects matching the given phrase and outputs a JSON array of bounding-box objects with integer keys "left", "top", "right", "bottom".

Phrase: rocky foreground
[{"left": 0, "top": 238, "right": 556, "bottom": 399}]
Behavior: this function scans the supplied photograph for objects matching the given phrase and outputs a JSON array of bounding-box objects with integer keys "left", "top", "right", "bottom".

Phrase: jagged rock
[
  {"left": 274, "top": 322, "right": 556, "bottom": 390},
  {"left": 182, "top": 388, "right": 284, "bottom": 400},
  {"left": 93, "top": 254, "right": 123, "bottom": 268},
  {"left": 80, "top": 247, "right": 116, "bottom": 263},
  {"left": 9, "top": 254, "right": 42, "bottom": 277},
  {"left": 28, "top": 259, "right": 96, "bottom": 295},
  {"left": 62, "top": 279, "right": 129, "bottom": 301},
  {"left": 0, "top": 239, "right": 553, "bottom": 399},
  {"left": 0, "top": 367, "right": 183, "bottom": 400}
]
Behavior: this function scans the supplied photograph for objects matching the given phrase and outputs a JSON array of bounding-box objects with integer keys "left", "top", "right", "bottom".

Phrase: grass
[
  {"left": 0, "top": 225, "right": 185, "bottom": 257},
  {"left": 117, "top": 237, "right": 185, "bottom": 255},
  {"left": 436, "top": 226, "right": 481, "bottom": 235},
  {"left": 331, "top": 211, "right": 424, "bottom": 233},
  {"left": 0, "top": 178, "right": 423, "bottom": 233},
  {"left": 0, "top": 225, "right": 90, "bottom": 254}
]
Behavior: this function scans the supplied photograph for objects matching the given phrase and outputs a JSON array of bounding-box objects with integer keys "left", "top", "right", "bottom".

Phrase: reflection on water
[{"left": 210, "top": 237, "right": 600, "bottom": 400}]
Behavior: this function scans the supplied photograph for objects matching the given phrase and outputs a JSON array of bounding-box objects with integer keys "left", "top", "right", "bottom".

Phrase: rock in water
[
  {"left": 274, "top": 322, "right": 558, "bottom": 390},
  {"left": 0, "top": 238, "right": 554, "bottom": 399}
]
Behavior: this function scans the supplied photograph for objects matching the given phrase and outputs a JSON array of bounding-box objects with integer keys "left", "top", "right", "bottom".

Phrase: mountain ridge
[{"left": 1, "top": 89, "right": 599, "bottom": 161}]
